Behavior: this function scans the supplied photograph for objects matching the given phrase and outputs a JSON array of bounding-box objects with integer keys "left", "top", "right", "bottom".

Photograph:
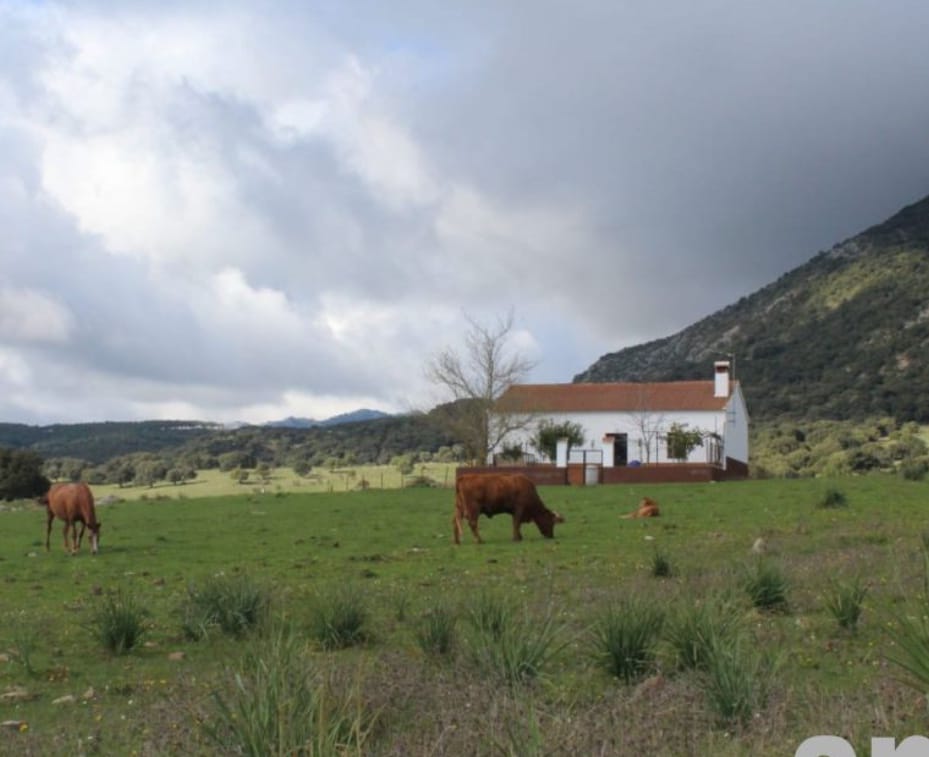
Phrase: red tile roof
[{"left": 496, "top": 381, "right": 737, "bottom": 413}]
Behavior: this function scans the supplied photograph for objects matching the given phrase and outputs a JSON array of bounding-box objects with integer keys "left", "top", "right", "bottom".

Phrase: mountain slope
[{"left": 575, "top": 194, "right": 929, "bottom": 421}]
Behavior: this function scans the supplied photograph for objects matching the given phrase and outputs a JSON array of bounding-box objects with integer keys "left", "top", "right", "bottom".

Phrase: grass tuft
[
  {"left": 206, "top": 622, "right": 374, "bottom": 756},
  {"left": 825, "top": 577, "right": 868, "bottom": 632},
  {"left": 591, "top": 599, "right": 665, "bottom": 684},
  {"left": 181, "top": 573, "right": 271, "bottom": 640},
  {"left": 310, "top": 585, "right": 372, "bottom": 650},
  {"left": 467, "top": 605, "right": 564, "bottom": 687},
  {"left": 743, "top": 559, "right": 790, "bottom": 612},
  {"left": 89, "top": 589, "right": 147, "bottom": 655},
  {"left": 702, "top": 636, "right": 775, "bottom": 727},
  {"left": 467, "top": 591, "right": 513, "bottom": 641},
  {"left": 416, "top": 603, "right": 458, "bottom": 657},
  {"left": 666, "top": 595, "right": 741, "bottom": 671}
]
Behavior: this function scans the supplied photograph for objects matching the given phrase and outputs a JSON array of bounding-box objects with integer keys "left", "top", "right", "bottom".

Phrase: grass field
[{"left": 2, "top": 475, "right": 929, "bottom": 755}]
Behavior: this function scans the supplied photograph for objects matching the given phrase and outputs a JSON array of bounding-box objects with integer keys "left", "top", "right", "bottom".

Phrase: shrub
[
  {"left": 743, "top": 560, "right": 789, "bottom": 612},
  {"left": 886, "top": 610, "right": 929, "bottom": 698},
  {"left": 89, "top": 589, "right": 147, "bottom": 655},
  {"left": 816, "top": 487, "right": 848, "bottom": 509},
  {"left": 404, "top": 475, "right": 437, "bottom": 488},
  {"left": 650, "top": 549, "right": 673, "bottom": 578},
  {"left": 182, "top": 574, "right": 271, "bottom": 640},
  {"left": 900, "top": 460, "right": 929, "bottom": 481},
  {"left": 591, "top": 599, "right": 665, "bottom": 684},
  {"left": 825, "top": 577, "right": 868, "bottom": 632},
  {"left": 498, "top": 443, "right": 524, "bottom": 462},
  {"left": 10, "top": 620, "right": 39, "bottom": 677},
  {"left": 532, "top": 420, "right": 585, "bottom": 462},
  {"left": 206, "top": 623, "right": 374, "bottom": 756},
  {"left": 310, "top": 585, "right": 372, "bottom": 650}
]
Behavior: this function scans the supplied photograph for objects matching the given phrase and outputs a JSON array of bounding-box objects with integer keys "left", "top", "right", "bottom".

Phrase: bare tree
[
  {"left": 626, "top": 385, "right": 667, "bottom": 464},
  {"left": 427, "top": 310, "right": 536, "bottom": 463}
]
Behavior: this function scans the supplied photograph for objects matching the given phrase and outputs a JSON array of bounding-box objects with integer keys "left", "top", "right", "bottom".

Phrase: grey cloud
[{"left": 2, "top": 1, "right": 929, "bottom": 424}]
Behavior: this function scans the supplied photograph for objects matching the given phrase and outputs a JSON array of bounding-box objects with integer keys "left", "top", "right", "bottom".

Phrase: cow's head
[{"left": 535, "top": 509, "right": 565, "bottom": 538}]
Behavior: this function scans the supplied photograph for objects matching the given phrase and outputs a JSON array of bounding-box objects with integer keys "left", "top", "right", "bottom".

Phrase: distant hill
[
  {"left": 0, "top": 420, "right": 221, "bottom": 464},
  {"left": 0, "top": 410, "right": 449, "bottom": 466},
  {"left": 265, "top": 409, "right": 391, "bottom": 428},
  {"left": 575, "top": 193, "right": 929, "bottom": 422}
]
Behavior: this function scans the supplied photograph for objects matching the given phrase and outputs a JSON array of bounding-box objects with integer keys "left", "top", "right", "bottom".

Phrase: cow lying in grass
[
  {"left": 621, "top": 496, "right": 660, "bottom": 519},
  {"left": 453, "top": 473, "right": 565, "bottom": 544}
]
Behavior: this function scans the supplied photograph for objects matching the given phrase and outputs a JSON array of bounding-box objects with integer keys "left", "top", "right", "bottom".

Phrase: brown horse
[{"left": 41, "top": 483, "right": 101, "bottom": 555}]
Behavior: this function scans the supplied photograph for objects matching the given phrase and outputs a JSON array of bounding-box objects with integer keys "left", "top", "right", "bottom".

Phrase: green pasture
[{"left": 2, "top": 476, "right": 929, "bottom": 755}]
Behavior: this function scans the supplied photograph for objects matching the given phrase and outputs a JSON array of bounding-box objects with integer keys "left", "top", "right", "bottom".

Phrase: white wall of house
[
  {"left": 502, "top": 394, "right": 749, "bottom": 467},
  {"left": 723, "top": 385, "right": 750, "bottom": 465}
]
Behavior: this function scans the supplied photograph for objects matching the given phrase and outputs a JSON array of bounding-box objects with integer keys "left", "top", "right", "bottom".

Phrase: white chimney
[{"left": 714, "top": 361, "right": 731, "bottom": 398}]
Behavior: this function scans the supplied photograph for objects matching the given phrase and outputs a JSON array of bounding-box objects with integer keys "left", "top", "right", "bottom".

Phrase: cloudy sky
[{"left": 2, "top": 0, "right": 929, "bottom": 425}]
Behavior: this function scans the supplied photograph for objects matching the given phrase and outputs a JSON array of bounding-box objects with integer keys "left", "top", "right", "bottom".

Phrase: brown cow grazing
[
  {"left": 41, "top": 483, "right": 101, "bottom": 555},
  {"left": 453, "top": 473, "right": 564, "bottom": 544},
  {"left": 621, "top": 496, "right": 660, "bottom": 519}
]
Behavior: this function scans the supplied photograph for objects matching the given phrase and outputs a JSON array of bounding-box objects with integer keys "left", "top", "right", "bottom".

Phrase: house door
[{"left": 613, "top": 433, "right": 628, "bottom": 466}]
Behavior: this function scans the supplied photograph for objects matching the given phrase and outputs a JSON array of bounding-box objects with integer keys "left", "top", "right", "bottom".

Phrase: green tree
[
  {"left": 106, "top": 458, "right": 136, "bottom": 488},
  {"left": 532, "top": 419, "right": 585, "bottom": 462},
  {"left": 0, "top": 447, "right": 50, "bottom": 500},
  {"left": 292, "top": 459, "right": 312, "bottom": 477},
  {"left": 134, "top": 459, "right": 168, "bottom": 488},
  {"left": 84, "top": 467, "right": 107, "bottom": 485},
  {"left": 167, "top": 466, "right": 196, "bottom": 485},
  {"left": 666, "top": 423, "right": 704, "bottom": 461},
  {"left": 391, "top": 454, "right": 414, "bottom": 475}
]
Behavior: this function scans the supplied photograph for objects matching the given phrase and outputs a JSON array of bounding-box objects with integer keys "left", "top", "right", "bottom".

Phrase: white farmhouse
[{"left": 494, "top": 361, "right": 749, "bottom": 482}]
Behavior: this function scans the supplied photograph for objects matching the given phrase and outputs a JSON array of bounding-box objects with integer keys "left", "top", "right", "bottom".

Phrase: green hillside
[
  {"left": 0, "top": 420, "right": 220, "bottom": 463},
  {"left": 0, "top": 412, "right": 457, "bottom": 469},
  {"left": 575, "top": 193, "right": 929, "bottom": 421}
]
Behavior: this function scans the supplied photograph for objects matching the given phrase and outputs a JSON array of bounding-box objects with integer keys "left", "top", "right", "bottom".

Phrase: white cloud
[
  {"left": 0, "top": 287, "right": 73, "bottom": 343},
  {"left": 1, "top": 0, "right": 928, "bottom": 426},
  {"left": 0, "top": 348, "right": 32, "bottom": 387}
]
